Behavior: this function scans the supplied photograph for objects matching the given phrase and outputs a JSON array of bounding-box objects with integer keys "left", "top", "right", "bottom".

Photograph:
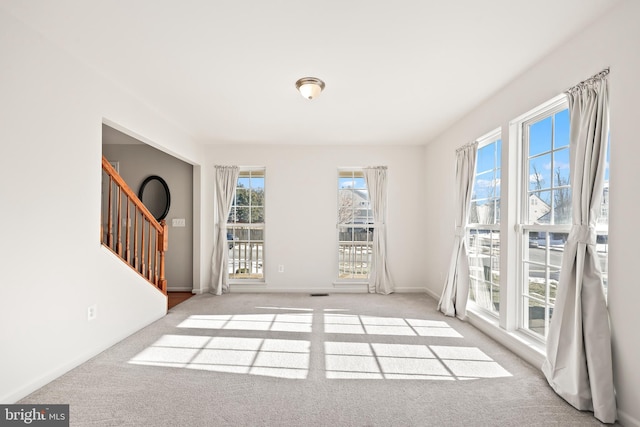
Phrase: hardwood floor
[{"left": 167, "top": 292, "right": 194, "bottom": 309}]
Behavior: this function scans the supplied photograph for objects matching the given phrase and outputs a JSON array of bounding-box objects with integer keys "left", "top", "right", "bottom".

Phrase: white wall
[
  {"left": 3, "top": 0, "right": 638, "bottom": 421},
  {"left": 422, "top": 1, "right": 640, "bottom": 425},
  {"left": 0, "top": 9, "right": 201, "bottom": 402},
  {"left": 195, "top": 144, "right": 427, "bottom": 294}
]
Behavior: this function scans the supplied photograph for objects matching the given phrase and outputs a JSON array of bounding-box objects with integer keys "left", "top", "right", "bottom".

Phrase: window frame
[
  {"left": 227, "top": 167, "right": 266, "bottom": 283},
  {"left": 515, "top": 95, "right": 570, "bottom": 342},
  {"left": 336, "top": 168, "right": 373, "bottom": 282},
  {"left": 466, "top": 128, "right": 502, "bottom": 317},
  {"left": 463, "top": 92, "right": 611, "bottom": 366},
  {"left": 598, "top": 140, "right": 610, "bottom": 296}
]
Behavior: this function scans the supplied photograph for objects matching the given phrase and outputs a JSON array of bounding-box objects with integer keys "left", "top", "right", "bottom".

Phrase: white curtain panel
[
  {"left": 468, "top": 239, "right": 493, "bottom": 310},
  {"left": 438, "top": 142, "right": 477, "bottom": 318},
  {"left": 364, "top": 167, "right": 394, "bottom": 294},
  {"left": 210, "top": 166, "right": 239, "bottom": 295},
  {"left": 542, "top": 70, "right": 616, "bottom": 423}
]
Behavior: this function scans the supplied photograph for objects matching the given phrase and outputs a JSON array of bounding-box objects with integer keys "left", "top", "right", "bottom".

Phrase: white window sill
[
  {"left": 229, "top": 280, "right": 266, "bottom": 286},
  {"left": 465, "top": 308, "right": 545, "bottom": 369}
]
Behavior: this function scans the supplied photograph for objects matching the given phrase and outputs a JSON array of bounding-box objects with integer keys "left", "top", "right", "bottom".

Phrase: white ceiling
[{"left": 2, "top": 0, "right": 622, "bottom": 146}]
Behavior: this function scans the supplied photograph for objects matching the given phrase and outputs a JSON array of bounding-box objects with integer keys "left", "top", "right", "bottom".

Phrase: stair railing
[{"left": 101, "top": 156, "right": 167, "bottom": 294}]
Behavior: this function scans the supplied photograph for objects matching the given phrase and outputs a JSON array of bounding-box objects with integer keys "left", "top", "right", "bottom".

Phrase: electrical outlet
[
  {"left": 87, "top": 305, "right": 97, "bottom": 321},
  {"left": 278, "top": 265, "right": 285, "bottom": 273}
]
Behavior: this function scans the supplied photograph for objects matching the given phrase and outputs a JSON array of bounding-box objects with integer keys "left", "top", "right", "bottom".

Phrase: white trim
[
  {"left": 230, "top": 285, "right": 366, "bottom": 294},
  {"left": 228, "top": 167, "right": 266, "bottom": 282},
  {"left": 467, "top": 131, "right": 502, "bottom": 315},
  {"left": 228, "top": 286, "right": 426, "bottom": 294},
  {"left": 0, "top": 296, "right": 164, "bottom": 403},
  {"left": 393, "top": 286, "right": 429, "bottom": 293},
  {"left": 332, "top": 280, "right": 368, "bottom": 285},
  {"left": 510, "top": 93, "right": 567, "bottom": 126},
  {"left": 424, "top": 287, "right": 440, "bottom": 300},
  {"left": 423, "top": 289, "right": 545, "bottom": 370},
  {"left": 236, "top": 165, "right": 266, "bottom": 171},
  {"left": 336, "top": 168, "right": 373, "bottom": 281},
  {"left": 476, "top": 127, "right": 501, "bottom": 147},
  {"left": 617, "top": 410, "right": 640, "bottom": 427},
  {"left": 229, "top": 279, "right": 266, "bottom": 286},
  {"left": 512, "top": 94, "right": 571, "bottom": 339},
  {"left": 466, "top": 309, "right": 545, "bottom": 369},
  {"left": 519, "top": 224, "right": 572, "bottom": 232}
]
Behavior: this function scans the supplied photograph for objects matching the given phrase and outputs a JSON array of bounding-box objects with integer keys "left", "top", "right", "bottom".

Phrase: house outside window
[
  {"left": 518, "top": 97, "right": 571, "bottom": 339},
  {"left": 467, "top": 130, "right": 501, "bottom": 315},
  {"left": 458, "top": 93, "right": 612, "bottom": 349},
  {"left": 337, "top": 169, "right": 373, "bottom": 280},
  {"left": 227, "top": 168, "right": 265, "bottom": 280}
]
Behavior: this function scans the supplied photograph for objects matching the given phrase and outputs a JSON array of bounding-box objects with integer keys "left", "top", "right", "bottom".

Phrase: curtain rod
[
  {"left": 567, "top": 67, "right": 610, "bottom": 93},
  {"left": 456, "top": 141, "right": 478, "bottom": 153}
]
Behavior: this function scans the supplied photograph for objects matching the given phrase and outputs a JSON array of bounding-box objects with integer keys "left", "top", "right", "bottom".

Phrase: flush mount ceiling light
[{"left": 295, "top": 77, "right": 325, "bottom": 100}]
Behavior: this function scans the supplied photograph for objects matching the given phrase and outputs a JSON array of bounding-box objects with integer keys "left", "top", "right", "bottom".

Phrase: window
[
  {"left": 461, "top": 93, "right": 611, "bottom": 350},
  {"left": 227, "top": 168, "right": 265, "bottom": 280},
  {"left": 467, "top": 130, "right": 501, "bottom": 315},
  {"left": 519, "top": 97, "right": 570, "bottom": 339},
  {"left": 337, "top": 170, "right": 372, "bottom": 279},
  {"left": 599, "top": 140, "right": 610, "bottom": 295}
]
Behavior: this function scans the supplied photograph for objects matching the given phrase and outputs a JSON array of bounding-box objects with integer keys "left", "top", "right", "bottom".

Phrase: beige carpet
[{"left": 20, "top": 293, "right": 613, "bottom": 426}]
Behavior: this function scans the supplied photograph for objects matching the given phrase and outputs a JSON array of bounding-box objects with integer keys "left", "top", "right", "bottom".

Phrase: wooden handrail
[
  {"left": 101, "top": 156, "right": 168, "bottom": 294},
  {"left": 102, "top": 157, "right": 163, "bottom": 233}
]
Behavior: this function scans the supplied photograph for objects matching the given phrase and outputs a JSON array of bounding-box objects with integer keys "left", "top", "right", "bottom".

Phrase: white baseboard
[
  {"left": 394, "top": 286, "right": 428, "bottom": 293},
  {"left": 618, "top": 409, "right": 640, "bottom": 427},
  {"left": 227, "top": 284, "right": 428, "bottom": 294},
  {"left": 1, "top": 313, "right": 164, "bottom": 404},
  {"left": 229, "top": 286, "right": 364, "bottom": 294},
  {"left": 424, "top": 287, "right": 440, "bottom": 300}
]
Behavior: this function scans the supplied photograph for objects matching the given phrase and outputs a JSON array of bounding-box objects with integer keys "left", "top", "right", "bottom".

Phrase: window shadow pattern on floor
[{"left": 129, "top": 307, "right": 511, "bottom": 381}]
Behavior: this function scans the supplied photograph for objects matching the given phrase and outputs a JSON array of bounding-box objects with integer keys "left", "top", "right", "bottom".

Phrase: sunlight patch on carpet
[
  {"left": 324, "top": 342, "right": 511, "bottom": 380},
  {"left": 177, "top": 313, "right": 313, "bottom": 333},
  {"left": 324, "top": 314, "right": 463, "bottom": 337},
  {"left": 129, "top": 335, "right": 310, "bottom": 379},
  {"left": 131, "top": 310, "right": 509, "bottom": 381}
]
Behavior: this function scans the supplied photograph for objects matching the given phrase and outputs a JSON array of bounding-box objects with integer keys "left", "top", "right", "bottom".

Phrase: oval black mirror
[{"left": 138, "top": 175, "right": 171, "bottom": 221}]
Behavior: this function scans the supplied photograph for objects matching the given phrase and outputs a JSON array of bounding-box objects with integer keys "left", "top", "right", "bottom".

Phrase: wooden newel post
[{"left": 158, "top": 220, "right": 168, "bottom": 294}]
